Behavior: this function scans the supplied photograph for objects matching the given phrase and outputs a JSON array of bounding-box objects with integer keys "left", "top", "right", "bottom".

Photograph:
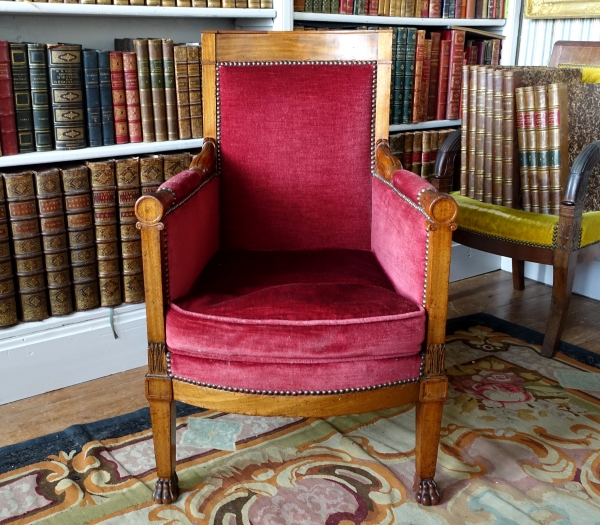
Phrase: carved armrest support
[
  {"left": 375, "top": 139, "right": 403, "bottom": 182},
  {"left": 430, "top": 129, "right": 460, "bottom": 194}
]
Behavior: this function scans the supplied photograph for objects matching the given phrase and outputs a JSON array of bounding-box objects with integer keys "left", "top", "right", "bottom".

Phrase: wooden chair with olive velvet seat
[
  {"left": 135, "top": 30, "right": 458, "bottom": 507},
  {"left": 431, "top": 41, "right": 600, "bottom": 358}
]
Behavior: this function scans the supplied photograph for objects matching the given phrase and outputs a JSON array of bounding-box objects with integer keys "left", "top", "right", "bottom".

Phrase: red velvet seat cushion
[{"left": 166, "top": 249, "right": 425, "bottom": 392}]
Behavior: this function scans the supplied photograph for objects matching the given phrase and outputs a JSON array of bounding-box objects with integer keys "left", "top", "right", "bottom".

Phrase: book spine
[
  {"left": 429, "top": 0, "right": 441, "bottom": 16},
  {"left": 547, "top": 83, "right": 568, "bottom": 216},
  {"left": 492, "top": 68, "right": 504, "bottom": 205},
  {"left": 140, "top": 154, "right": 164, "bottom": 195},
  {"left": 403, "top": 132, "right": 414, "bottom": 172},
  {"left": 465, "top": 0, "right": 475, "bottom": 18},
  {"left": 460, "top": 65, "right": 469, "bottom": 196},
  {"left": 411, "top": 30, "right": 425, "bottom": 124},
  {"left": 115, "top": 158, "right": 144, "bottom": 304},
  {"left": 367, "top": 0, "right": 377, "bottom": 15},
  {"left": 455, "top": 0, "right": 462, "bottom": 17},
  {"left": 427, "top": 33, "right": 441, "bottom": 121},
  {"left": 60, "top": 164, "right": 99, "bottom": 311},
  {"left": 483, "top": 66, "right": 494, "bottom": 204},
  {"left": 114, "top": 39, "right": 135, "bottom": 53},
  {"left": 9, "top": 44, "right": 35, "bottom": 153},
  {"left": 26, "top": 44, "right": 53, "bottom": 152},
  {"left": 390, "top": 28, "right": 398, "bottom": 125},
  {"left": 174, "top": 44, "right": 191, "bottom": 140},
  {"left": 87, "top": 160, "right": 122, "bottom": 307},
  {"left": 491, "top": 39, "right": 501, "bottom": 66},
  {"left": 122, "top": 52, "right": 143, "bottom": 144},
  {"left": 0, "top": 186, "right": 18, "bottom": 328},
  {"left": 522, "top": 86, "right": 539, "bottom": 213},
  {"left": 435, "top": 39, "right": 450, "bottom": 121},
  {"left": 353, "top": 0, "right": 365, "bottom": 14},
  {"left": 420, "top": 0, "right": 429, "bottom": 16},
  {"left": 83, "top": 49, "right": 103, "bottom": 148},
  {"left": 34, "top": 168, "right": 74, "bottom": 317},
  {"left": 4, "top": 171, "right": 49, "bottom": 322},
  {"left": 515, "top": 87, "right": 531, "bottom": 212},
  {"left": 429, "top": 130, "right": 440, "bottom": 169},
  {"left": 97, "top": 51, "right": 115, "bottom": 147},
  {"left": 392, "top": 29, "right": 407, "bottom": 126},
  {"left": 47, "top": 44, "right": 86, "bottom": 151},
  {"left": 148, "top": 39, "right": 167, "bottom": 142},
  {"left": 475, "top": 66, "right": 486, "bottom": 202},
  {"left": 109, "top": 51, "right": 129, "bottom": 145},
  {"left": 133, "top": 39, "right": 155, "bottom": 143},
  {"left": 421, "top": 130, "right": 431, "bottom": 180},
  {"left": 444, "top": 30, "right": 466, "bottom": 120},
  {"left": 402, "top": 28, "right": 417, "bottom": 125},
  {"left": 418, "top": 40, "right": 432, "bottom": 123},
  {"left": 502, "top": 70, "right": 521, "bottom": 209},
  {"left": 448, "top": 0, "right": 456, "bottom": 17},
  {"left": 412, "top": 132, "right": 423, "bottom": 177},
  {"left": 467, "top": 66, "right": 477, "bottom": 199},
  {"left": 187, "top": 44, "right": 203, "bottom": 140},
  {"left": 162, "top": 40, "right": 179, "bottom": 141},
  {"left": 163, "top": 152, "right": 192, "bottom": 180},
  {"left": 533, "top": 85, "right": 550, "bottom": 214}
]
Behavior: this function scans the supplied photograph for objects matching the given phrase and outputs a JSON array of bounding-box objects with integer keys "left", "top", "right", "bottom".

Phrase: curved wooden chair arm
[
  {"left": 375, "top": 139, "right": 403, "bottom": 182},
  {"left": 563, "top": 140, "right": 600, "bottom": 207},
  {"left": 189, "top": 138, "right": 217, "bottom": 179},
  {"left": 430, "top": 129, "right": 460, "bottom": 194}
]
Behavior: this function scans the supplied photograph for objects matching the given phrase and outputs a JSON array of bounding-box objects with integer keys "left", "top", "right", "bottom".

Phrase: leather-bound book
[
  {"left": 140, "top": 154, "right": 164, "bottom": 195},
  {"left": 3, "top": 170, "right": 49, "bottom": 322},
  {"left": 147, "top": 0, "right": 161, "bottom": 6},
  {"left": 501, "top": 70, "right": 522, "bottom": 209},
  {"left": 172, "top": 58, "right": 190, "bottom": 141},
  {"left": 148, "top": 39, "right": 168, "bottom": 142},
  {"left": 97, "top": 51, "right": 115, "bottom": 147},
  {"left": 178, "top": 0, "right": 192, "bottom": 5},
  {"left": 455, "top": 0, "right": 463, "bottom": 17},
  {"left": 389, "top": 132, "right": 405, "bottom": 161},
  {"left": 533, "top": 85, "right": 550, "bottom": 214},
  {"left": 162, "top": 0, "right": 177, "bottom": 6},
  {"left": 366, "top": 0, "right": 376, "bottom": 16},
  {"left": 47, "top": 44, "right": 86, "bottom": 151},
  {"left": 411, "top": 30, "right": 426, "bottom": 124},
  {"left": 418, "top": 39, "right": 432, "bottom": 123},
  {"left": 0, "top": 42, "right": 19, "bottom": 156},
  {"left": 547, "top": 83, "right": 568, "bottom": 216},
  {"left": 87, "top": 160, "right": 122, "bottom": 307},
  {"left": 33, "top": 167, "right": 73, "bottom": 317},
  {"left": 515, "top": 87, "right": 531, "bottom": 212},
  {"left": 60, "top": 164, "right": 99, "bottom": 311},
  {"left": 391, "top": 29, "right": 406, "bottom": 127},
  {"left": 115, "top": 157, "right": 144, "bottom": 304},
  {"left": 429, "top": 129, "right": 441, "bottom": 171},
  {"left": 491, "top": 40, "right": 501, "bottom": 66},
  {"left": 483, "top": 67, "right": 494, "bottom": 204},
  {"left": 492, "top": 68, "right": 504, "bottom": 205},
  {"left": 133, "top": 39, "right": 155, "bottom": 143},
  {"left": 0, "top": 183, "right": 18, "bottom": 328},
  {"left": 26, "top": 44, "right": 52, "bottom": 152},
  {"left": 421, "top": 130, "right": 432, "bottom": 180},
  {"left": 429, "top": 0, "right": 442, "bottom": 16},
  {"left": 403, "top": 132, "right": 414, "bottom": 172},
  {"left": 401, "top": 28, "right": 416, "bottom": 125},
  {"left": 9, "top": 43, "right": 35, "bottom": 153},
  {"left": 123, "top": 52, "right": 142, "bottom": 144},
  {"left": 412, "top": 132, "right": 423, "bottom": 177},
  {"left": 83, "top": 49, "right": 102, "bottom": 148},
  {"left": 474, "top": 66, "right": 486, "bottom": 202},
  {"left": 427, "top": 32, "right": 441, "bottom": 121},
  {"left": 162, "top": 40, "right": 178, "bottom": 142},
  {"left": 187, "top": 44, "right": 202, "bottom": 139},
  {"left": 420, "top": 0, "right": 430, "bottom": 16},
  {"left": 109, "top": 51, "right": 129, "bottom": 145},
  {"left": 353, "top": 0, "right": 365, "bottom": 14},
  {"left": 114, "top": 39, "right": 135, "bottom": 53},
  {"left": 522, "top": 86, "right": 538, "bottom": 213},
  {"left": 467, "top": 66, "right": 477, "bottom": 199},
  {"left": 442, "top": 29, "right": 466, "bottom": 121},
  {"left": 435, "top": 39, "right": 451, "bottom": 121},
  {"left": 192, "top": 0, "right": 208, "bottom": 6},
  {"left": 405, "top": 0, "right": 415, "bottom": 16},
  {"left": 163, "top": 152, "right": 192, "bottom": 180}
]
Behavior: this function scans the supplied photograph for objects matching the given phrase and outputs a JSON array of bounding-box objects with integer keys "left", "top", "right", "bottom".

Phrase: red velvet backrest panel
[{"left": 218, "top": 63, "right": 375, "bottom": 251}]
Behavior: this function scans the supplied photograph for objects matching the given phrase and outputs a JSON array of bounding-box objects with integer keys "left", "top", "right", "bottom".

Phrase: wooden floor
[{"left": 2, "top": 269, "right": 600, "bottom": 448}]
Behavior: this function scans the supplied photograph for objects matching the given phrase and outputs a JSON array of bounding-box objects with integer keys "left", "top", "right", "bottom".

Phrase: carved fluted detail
[
  {"left": 149, "top": 342, "right": 168, "bottom": 375},
  {"left": 424, "top": 344, "right": 446, "bottom": 377}
]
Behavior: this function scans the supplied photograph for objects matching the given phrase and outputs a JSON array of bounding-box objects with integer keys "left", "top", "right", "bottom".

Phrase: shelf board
[
  {"left": 0, "top": 139, "right": 204, "bottom": 168},
  {"left": 294, "top": 12, "right": 507, "bottom": 26},
  {"left": 390, "top": 119, "right": 460, "bottom": 131},
  {"left": 0, "top": 2, "right": 276, "bottom": 18}
]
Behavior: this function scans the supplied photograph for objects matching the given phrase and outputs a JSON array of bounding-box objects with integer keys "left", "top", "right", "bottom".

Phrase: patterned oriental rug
[{"left": 2, "top": 313, "right": 600, "bottom": 525}]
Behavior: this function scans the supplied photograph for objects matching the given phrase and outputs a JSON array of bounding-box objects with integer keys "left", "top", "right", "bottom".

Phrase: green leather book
[
  {"left": 402, "top": 28, "right": 417, "bottom": 125},
  {"left": 26, "top": 44, "right": 53, "bottom": 152}
]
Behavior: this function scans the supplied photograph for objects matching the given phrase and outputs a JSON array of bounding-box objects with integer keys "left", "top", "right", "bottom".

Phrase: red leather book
[
  {"left": 465, "top": 0, "right": 475, "bottom": 17},
  {"left": 420, "top": 0, "right": 430, "bottom": 16},
  {"left": 428, "top": 0, "right": 442, "bottom": 16},
  {"left": 122, "top": 52, "right": 142, "bottom": 144},
  {"left": 441, "top": 29, "right": 466, "bottom": 120},
  {"left": 411, "top": 30, "right": 426, "bottom": 124},
  {"left": 419, "top": 40, "right": 432, "bottom": 123},
  {"left": 435, "top": 39, "right": 451, "bottom": 121},
  {"left": 427, "top": 32, "right": 441, "bottom": 121},
  {"left": 455, "top": 0, "right": 463, "bottom": 17},
  {"left": 109, "top": 51, "right": 129, "bottom": 145},
  {"left": 369, "top": 0, "right": 379, "bottom": 14},
  {"left": 0, "top": 42, "right": 18, "bottom": 156}
]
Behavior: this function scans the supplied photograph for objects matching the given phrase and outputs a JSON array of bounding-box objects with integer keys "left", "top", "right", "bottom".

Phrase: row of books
[
  {"left": 294, "top": 0, "right": 507, "bottom": 17},
  {"left": 0, "top": 39, "right": 202, "bottom": 157},
  {"left": 459, "top": 65, "right": 578, "bottom": 213},
  {"left": 389, "top": 27, "right": 501, "bottom": 125},
  {"left": 13, "top": 0, "right": 273, "bottom": 6},
  {"left": 389, "top": 128, "right": 456, "bottom": 180},
  {"left": 0, "top": 151, "right": 194, "bottom": 328}
]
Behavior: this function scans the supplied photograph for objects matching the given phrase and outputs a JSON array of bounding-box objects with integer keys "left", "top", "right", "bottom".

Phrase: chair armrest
[
  {"left": 563, "top": 140, "right": 600, "bottom": 207},
  {"left": 430, "top": 129, "right": 460, "bottom": 194}
]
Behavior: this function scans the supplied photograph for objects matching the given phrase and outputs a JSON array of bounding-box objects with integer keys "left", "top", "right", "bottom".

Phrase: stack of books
[
  {"left": 0, "top": 39, "right": 203, "bottom": 157},
  {"left": 11, "top": 0, "right": 273, "bottom": 7},
  {"left": 0, "top": 151, "right": 195, "bottom": 328}
]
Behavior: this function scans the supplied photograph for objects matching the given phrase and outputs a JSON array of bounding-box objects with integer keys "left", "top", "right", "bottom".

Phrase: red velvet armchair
[{"left": 135, "top": 30, "right": 458, "bottom": 507}]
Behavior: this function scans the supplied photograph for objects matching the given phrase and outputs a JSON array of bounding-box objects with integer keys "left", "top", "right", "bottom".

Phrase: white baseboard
[
  {"left": 0, "top": 304, "right": 147, "bottom": 405},
  {"left": 450, "top": 243, "right": 502, "bottom": 282}
]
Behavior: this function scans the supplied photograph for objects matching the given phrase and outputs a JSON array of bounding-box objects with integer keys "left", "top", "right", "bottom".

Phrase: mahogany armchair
[{"left": 135, "top": 30, "right": 457, "bottom": 507}]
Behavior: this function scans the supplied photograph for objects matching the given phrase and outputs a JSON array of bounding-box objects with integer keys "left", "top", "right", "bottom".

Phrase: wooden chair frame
[{"left": 136, "top": 30, "right": 457, "bottom": 506}]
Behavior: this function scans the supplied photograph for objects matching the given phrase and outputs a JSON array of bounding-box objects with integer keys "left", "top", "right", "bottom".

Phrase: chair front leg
[{"left": 146, "top": 375, "right": 178, "bottom": 504}]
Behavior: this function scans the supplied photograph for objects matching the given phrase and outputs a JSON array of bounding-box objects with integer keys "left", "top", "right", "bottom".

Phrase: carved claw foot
[
  {"left": 153, "top": 474, "right": 179, "bottom": 504},
  {"left": 415, "top": 478, "right": 441, "bottom": 506}
]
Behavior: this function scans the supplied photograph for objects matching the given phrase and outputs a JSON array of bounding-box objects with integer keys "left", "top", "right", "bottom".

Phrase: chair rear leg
[
  {"left": 512, "top": 259, "right": 525, "bottom": 291},
  {"left": 414, "top": 377, "right": 448, "bottom": 506},
  {"left": 146, "top": 376, "right": 178, "bottom": 504}
]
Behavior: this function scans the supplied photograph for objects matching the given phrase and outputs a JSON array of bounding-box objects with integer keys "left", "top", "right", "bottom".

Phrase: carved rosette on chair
[{"left": 136, "top": 31, "right": 457, "bottom": 508}]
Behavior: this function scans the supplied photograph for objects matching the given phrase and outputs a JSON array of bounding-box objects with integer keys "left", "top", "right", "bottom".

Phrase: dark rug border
[{"left": 2, "top": 313, "right": 598, "bottom": 475}]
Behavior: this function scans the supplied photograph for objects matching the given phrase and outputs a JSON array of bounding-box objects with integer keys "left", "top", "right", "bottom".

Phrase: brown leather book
[
  {"left": 187, "top": 44, "right": 203, "bottom": 139},
  {"left": 148, "top": 39, "right": 168, "bottom": 142},
  {"left": 435, "top": 39, "right": 451, "bottom": 122},
  {"left": 483, "top": 67, "right": 494, "bottom": 204},
  {"left": 411, "top": 30, "right": 426, "bottom": 125},
  {"left": 109, "top": 51, "right": 129, "bottom": 145},
  {"left": 533, "top": 85, "right": 551, "bottom": 214},
  {"left": 133, "top": 39, "right": 155, "bottom": 143},
  {"left": 502, "top": 70, "right": 522, "bottom": 209},
  {"left": 442, "top": 29, "right": 466, "bottom": 121},
  {"left": 427, "top": 33, "right": 441, "bottom": 121},
  {"left": 403, "top": 132, "right": 414, "bottom": 172},
  {"left": 412, "top": 131, "right": 423, "bottom": 177},
  {"left": 514, "top": 87, "right": 531, "bottom": 212},
  {"left": 0, "top": 181, "right": 18, "bottom": 328},
  {"left": 174, "top": 44, "right": 191, "bottom": 141},
  {"left": 3, "top": 170, "right": 49, "bottom": 322},
  {"left": 474, "top": 66, "right": 486, "bottom": 202},
  {"left": 33, "top": 167, "right": 73, "bottom": 317},
  {"left": 122, "top": 52, "right": 143, "bottom": 144},
  {"left": 467, "top": 66, "right": 477, "bottom": 199},
  {"left": 492, "top": 69, "right": 504, "bottom": 205},
  {"left": 522, "top": 86, "right": 539, "bottom": 213},
  {"left": 163, "top": 152, "right": 192, "bottom": 180},
  {"left": 162, "top": 40, "right": 179, "bottom": 142},
  {"left": 60, "top": 164, "right": 99, "bottom": 312},
  {"left": 87, "top": 160, "right": 122, "bottom": 308},
  {"left": 428, "top": 129, "right": 440, "bottom": 170},
  {"left": 140, "top": 154, "right": 164, "bottom": 195},
  {"left": 418, "top": 40, "right": 432, "bottom": 124},
  {"left": 547, "top": 82, "right": 568, "bottom": 216},
  {"left": 389, "top": 132, "right": 405, "bottom": 158},
  {"left": 421, "top": 130, "right": 431, "bottom": 180},
  {"left": 460, "top": 65, "right": 469, "bottom": 196}
]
